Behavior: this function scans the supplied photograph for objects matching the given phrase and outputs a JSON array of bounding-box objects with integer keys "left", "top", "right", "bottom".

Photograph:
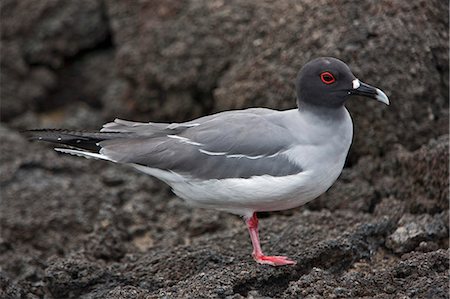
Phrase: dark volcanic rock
[
  {"left": 283, "top": 249, "right": 449, "bottom": 299},
  {"left": 0, "top": 0, "right": 110, "bottom": 121},
  {"left": 40, "top": 211, "right": 394, "bottom": 298},
  {"left": 386, "top": 212, "right": 448, "bottom": 253},
  {"left": 0, "top": 271, "right": 27, "bottom": 299},
  {"left": 1, "top": 0, "right": 108, "bottom": 67},
  {"left": 0, "top": 0, "right": 448, "bottom": 298}
]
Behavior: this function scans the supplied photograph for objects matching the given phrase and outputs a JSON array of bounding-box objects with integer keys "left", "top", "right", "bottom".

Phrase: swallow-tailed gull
[{"left": 28, "top": 57, "right": 389, "bottom": 266}]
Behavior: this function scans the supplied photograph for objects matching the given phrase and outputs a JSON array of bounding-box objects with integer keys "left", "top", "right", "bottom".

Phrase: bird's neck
[{"left": 297, "top": 100, "right": 347, "bottom": 122}]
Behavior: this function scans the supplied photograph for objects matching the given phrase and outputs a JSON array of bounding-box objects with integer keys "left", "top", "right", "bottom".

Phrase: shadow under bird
[{"left": 28, "top": 57, "right": 389, "bottom": 266}]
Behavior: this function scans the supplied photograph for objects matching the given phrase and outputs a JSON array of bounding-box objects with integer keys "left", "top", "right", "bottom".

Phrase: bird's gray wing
[
  {"left": 100, "top": 108, "right": 275, "bottom": 135},
  {"left": 99, "top": 111, "right": 302, "bottom": 180}
]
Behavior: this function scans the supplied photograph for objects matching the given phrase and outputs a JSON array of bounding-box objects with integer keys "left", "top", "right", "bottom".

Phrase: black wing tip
[
  {"left": 23, "top": 128, "right": 67, "bottom": 140},
  {"left": 23, "top": 128, "right": 117, "bottom": 152},
  {"left": 23, "top": 129, "right": 94, "bottom": 148},
  {"left": 22, "top": 129, "right": 46, "bottom": 140},
  {"left": 24, "top": 128, "right": 100, "bottom": 136}
]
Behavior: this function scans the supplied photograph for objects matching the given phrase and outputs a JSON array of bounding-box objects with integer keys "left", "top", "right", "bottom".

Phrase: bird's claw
[{"left": 253, "top": 254, "right": 297, "bottom": 266}]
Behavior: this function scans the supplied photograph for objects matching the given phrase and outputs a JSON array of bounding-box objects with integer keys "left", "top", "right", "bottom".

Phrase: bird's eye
[{"left": 320, "top": 72, "right": 336, "bottom": 84}]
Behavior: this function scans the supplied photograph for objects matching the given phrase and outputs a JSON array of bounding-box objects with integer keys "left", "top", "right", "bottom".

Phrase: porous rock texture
[{"left": 1, "top": 0, "right": 448, "bottom": 298}]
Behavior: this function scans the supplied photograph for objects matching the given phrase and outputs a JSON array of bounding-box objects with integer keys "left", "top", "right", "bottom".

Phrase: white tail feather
[{"left": 54, "top": 148, "right": 116, "bottom": 162}]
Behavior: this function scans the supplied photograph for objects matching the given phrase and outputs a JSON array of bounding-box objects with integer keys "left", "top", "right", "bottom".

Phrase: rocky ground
[{"left": 1, "top": 0, "right": 449, "bottom": 298}]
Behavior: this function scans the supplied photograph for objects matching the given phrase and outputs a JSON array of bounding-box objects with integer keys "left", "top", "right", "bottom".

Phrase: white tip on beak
[
  {"left": 375, "top": 88, "right": 390, "bottom": 105},
  {"left": 351, "top": 78, "right": 390, "bottom": 106}
]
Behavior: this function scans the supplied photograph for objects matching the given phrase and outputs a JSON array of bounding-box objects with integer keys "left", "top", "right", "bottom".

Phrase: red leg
[{"left": 244, "top": 212, "right": 296, "bottom": 266}]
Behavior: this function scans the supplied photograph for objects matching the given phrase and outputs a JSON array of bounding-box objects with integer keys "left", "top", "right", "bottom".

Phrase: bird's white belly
[{"left": 169, "top": 159, "right": 344, "bottom": 216}]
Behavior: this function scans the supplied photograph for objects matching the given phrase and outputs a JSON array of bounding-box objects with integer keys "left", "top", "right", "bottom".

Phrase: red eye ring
[{"left": 320, "top": 72, "right": 336, "bottom": 84}]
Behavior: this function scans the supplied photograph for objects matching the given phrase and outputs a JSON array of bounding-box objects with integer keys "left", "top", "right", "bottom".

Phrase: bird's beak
[{"left": 349, "top": 79, "right": 389, "bottom": 105}]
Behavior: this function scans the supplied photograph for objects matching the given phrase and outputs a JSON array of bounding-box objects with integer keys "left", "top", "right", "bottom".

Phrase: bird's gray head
[{"left": 296, "top": 57, "right": 389, "bottom": 109}]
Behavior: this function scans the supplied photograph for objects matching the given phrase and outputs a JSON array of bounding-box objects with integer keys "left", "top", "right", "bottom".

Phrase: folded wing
[{"left": 99, "top": 112, "right": 302, "bottom": 180}]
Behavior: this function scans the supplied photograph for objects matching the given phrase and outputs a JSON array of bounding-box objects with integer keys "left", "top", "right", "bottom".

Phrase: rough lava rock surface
[{"left": 1, "top": 0, "right": 449, "bottom": 298}]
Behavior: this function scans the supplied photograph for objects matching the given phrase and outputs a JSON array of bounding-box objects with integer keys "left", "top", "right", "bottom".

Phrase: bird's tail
[
  {"left": 25, "top": 129, "right": 136, "bottom": 162},
  {"left": 26, "top": 119, "right": 176, "bottom": 161}
]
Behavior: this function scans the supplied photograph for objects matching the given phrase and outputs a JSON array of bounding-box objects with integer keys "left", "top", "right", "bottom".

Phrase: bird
[{"left": 27, "top": 57, "right": 389, "bottom": 266}]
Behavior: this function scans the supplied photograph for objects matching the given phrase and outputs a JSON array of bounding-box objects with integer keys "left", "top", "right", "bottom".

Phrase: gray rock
[
  {"left": 386, "top": 213, "right": 448, "bottom": 253},
  {"left": 283, "top": 249, "right": 449, "bottom": 299},
  {"left": 0, "top": 0, "right": 109, "bottom": 121}
]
